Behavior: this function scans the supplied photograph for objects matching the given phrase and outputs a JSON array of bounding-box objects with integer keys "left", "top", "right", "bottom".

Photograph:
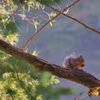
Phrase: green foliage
[
  {"left": 0, "top": 0, "right": 76, "bottom": 99},
  {"left": 38, "top": 0, "right": 61, "bottom": 5},
  {"left": 3, "top": 21, "right": 18, "bottom": 34},
  {"left": 0, "top": 51, "right": 75, "bottom": 100}
]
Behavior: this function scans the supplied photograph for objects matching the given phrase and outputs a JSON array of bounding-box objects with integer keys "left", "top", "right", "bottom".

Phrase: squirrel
[{"left": 63, "top": 54, "right": 85, "bottom": 70}]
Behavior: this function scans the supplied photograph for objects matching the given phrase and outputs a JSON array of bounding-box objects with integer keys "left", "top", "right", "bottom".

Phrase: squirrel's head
[{"left": 76, "top": 55, "right": 85, "bottom": 67}]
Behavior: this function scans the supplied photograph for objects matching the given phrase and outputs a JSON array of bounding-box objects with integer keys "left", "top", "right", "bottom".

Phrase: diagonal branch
[
  {"left": 0, "top": 39, "right": 100, "bottom": 89},
  {"left": 21, "top": 0, "right": 80, "bottom": 50},
  {"left": 47, "top": 5, "right": 100, "bottom": 34}
]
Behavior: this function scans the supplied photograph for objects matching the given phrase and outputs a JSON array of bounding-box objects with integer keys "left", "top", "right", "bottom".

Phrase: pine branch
[{"left": 0, "top": 39, "right": 100, "bottom": 89}]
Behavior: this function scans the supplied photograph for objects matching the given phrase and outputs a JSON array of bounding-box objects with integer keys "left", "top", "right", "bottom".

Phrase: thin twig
[
  {"left": 48, "top": 5, "right": 100, "bottom": 34},
  {"left": 21, "top": 0, "right": 80, "bottom": 50}
]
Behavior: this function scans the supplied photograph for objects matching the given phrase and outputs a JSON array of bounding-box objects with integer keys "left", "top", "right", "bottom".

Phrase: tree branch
[
  {"left": 21, "top": 0, "right": 80, "bottom": 49},
  {"left": 47, "top": 5, "right": 100, "bottom": 34},
  {"left": 0, "top": 39, "right": 100, "bottom": 89}
]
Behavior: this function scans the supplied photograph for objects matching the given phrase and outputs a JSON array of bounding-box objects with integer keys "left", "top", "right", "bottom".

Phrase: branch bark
[{"left": 0, "top": 39, "right": 100, "bottom": 89}]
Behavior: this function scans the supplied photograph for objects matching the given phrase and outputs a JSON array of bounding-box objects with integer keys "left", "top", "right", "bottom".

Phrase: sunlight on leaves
[
  {"left": 88, "top": 87, "right": 100, "bottom": 97},
  {"left": 0, "top": 5, "right": 10, "bottom": 15},
  {"left": 36, "top": 1, "right": 42, "bottom": 9},
  {"left": 49, "top": 12, "right": 57, "bottom": 17},
  {"left": 0, "top": 34, "right": 3, "bottom": 39},
  {"left": 43, "top": 75, "right": 60, "bottom": 87},
  {"left": 49, "top": 20, "right": 56, "bottom": 26},
  {"left": 51, "top": 76, "right": 60, "bottom": 84},
  {"left": 33, "top": 21, "right": 40, "bottom": 30},
  {"left": 32, "top": 50, "right": 40, "bottom": 56},
  {"left": 36, "top": 95, "right": 42, "bottom": 100},
  {"left": 3, "top": 72, "right": 12, "bottom": 79},
  {"left": 91, "top": 90, "right": 99, "bottom": 96},
  {"left": 6, "top": 33, "right": 19, "bottom": 45}
]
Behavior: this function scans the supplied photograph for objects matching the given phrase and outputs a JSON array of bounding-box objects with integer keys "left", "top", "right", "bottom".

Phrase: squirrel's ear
[{"left": 79, "top": 55, "right": 82, "bottom": 58}]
